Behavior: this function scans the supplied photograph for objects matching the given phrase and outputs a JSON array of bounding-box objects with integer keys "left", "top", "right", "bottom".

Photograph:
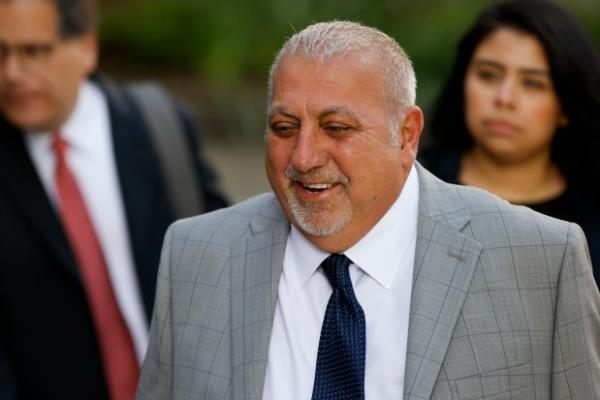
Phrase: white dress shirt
[
  {"left": 263, "top": 165, "right": 419, "bottom": 400},
  {"left": 24, "top": 81, "right": 149, "bottom": 362}
]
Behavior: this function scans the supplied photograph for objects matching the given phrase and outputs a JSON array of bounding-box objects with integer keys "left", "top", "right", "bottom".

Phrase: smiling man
[{"left": 138, "top": 21, "right": 600, "bottom": 400}]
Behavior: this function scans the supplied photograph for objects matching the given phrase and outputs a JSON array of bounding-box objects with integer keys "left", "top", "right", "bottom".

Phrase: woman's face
[{"left": 464, "top": 27, "right": 566, "bottom": 163}]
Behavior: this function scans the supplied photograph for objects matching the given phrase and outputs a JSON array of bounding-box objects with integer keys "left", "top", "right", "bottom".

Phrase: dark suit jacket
[{"left": 0, "top": 76, "right": 228, "bottom": 399}]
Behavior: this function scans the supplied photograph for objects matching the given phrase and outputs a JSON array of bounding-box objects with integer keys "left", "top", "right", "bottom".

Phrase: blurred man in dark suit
[{"left": 0, "top": 0, "right": 227, "bottom": 398}]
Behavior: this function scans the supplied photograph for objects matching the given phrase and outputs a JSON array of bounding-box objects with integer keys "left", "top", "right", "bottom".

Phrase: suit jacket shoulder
[
  {"left": 168, "top": 193, "right": 285, "bottom": 246},
  {"left": 409, "top": 164, "right": 600, "bottom": 400},
  {"left": 139, "top": 192, "right": 287, "bottom": 400},
  {"left": 418, "top": 162, "right": 577, "bottom": 250}
]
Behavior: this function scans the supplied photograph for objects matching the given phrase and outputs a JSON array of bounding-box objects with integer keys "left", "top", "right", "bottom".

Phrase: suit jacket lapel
[
  {"left": 97, "top": 75, "right": 174, "bottom": 318},
  {"left": 403, "top": 165, "right": 483, "bottom": 400},
  {"left": 230, "top": 195, "right": 289, "bottom": 400},
  {"left": 0, "top": 122, "right": 78, "bottom": 277}
]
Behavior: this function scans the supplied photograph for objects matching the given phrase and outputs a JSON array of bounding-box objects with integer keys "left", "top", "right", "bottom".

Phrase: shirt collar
[
  {"left": 27, "top": 81, "right": 105, "bottom": 157},
  {"left": 286, "top": 225, "right": 330, "bottom": 290},
  {"left": 287, "top": 164, "right": 419, "bottom": 290},
  {"left": 61, "top": 81, "right": 106, "bottom": 156}
]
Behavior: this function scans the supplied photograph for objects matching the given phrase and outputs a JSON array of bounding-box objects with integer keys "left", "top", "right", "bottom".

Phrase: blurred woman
[{"left": 420, "top": 0, "right": 600, "bottom": 286}]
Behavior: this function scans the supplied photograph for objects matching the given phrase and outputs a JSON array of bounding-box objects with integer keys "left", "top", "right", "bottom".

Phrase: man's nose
[
  {"left": 1, "top": 53, "right": 26, "bottom": 81},
  {"left": 290, "top": 126, "right": 328, "bottom": 173}
]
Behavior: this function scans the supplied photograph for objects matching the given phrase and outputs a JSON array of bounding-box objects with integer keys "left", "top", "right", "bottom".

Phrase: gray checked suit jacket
[{"left": 138, "top": 164, "right": 600, "bottom": 400}]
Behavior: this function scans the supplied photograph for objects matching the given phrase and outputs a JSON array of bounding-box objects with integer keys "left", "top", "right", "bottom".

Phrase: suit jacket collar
[
  {"left": 403, "top": 164, "right": 482, "bottom": 399},
  {"left": 231, "top": 164, "right": 482, "bottom": 400},
  {"left": 93, "top": 74, "right": 174, "bottom": 317},
  {"left": 230, "top": 195, "right": 289, "bottom": 400}
]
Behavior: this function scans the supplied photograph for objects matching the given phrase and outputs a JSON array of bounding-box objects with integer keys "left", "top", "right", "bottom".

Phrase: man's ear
[
  {"left": 78, "top": 32, "right": 99, "bottom": 75},
  {"left": 398, "top": 105, "right": 424, "bottom": 155}
]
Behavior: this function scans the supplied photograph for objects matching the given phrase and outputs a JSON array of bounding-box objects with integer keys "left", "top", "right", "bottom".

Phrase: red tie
[{"left": 52, "top": 135, "right": 139, "bottom": 400}]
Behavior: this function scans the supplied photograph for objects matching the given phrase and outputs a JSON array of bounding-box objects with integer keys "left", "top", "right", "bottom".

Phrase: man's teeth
[{"left": 303, "top": 183, "right": 332, "bottom": 190}]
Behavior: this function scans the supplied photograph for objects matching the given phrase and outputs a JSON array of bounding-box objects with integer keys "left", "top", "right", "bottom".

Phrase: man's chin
[
  {"left": 2, "top": 112, "right": 53, "bottom": 132},
  {"left": 291, "top": 210, "right": 351, "bottom": 238},
  {"left": 285, "top": 190, "right": 352, "bottom": 237}
]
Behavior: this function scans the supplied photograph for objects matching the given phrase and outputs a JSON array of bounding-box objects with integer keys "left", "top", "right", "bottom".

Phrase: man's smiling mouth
[{"left": 301, "top": 183, "right": 333, "bottom": 193}]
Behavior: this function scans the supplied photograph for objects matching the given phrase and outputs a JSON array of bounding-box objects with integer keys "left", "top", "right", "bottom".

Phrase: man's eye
[
  {"left": 21, "top": 44, "right": 53, "bottom": 59},
  {"left": 323, "top": 125, "right": 351, "bottom": 134},
  {"left": 270, "top": 123, "right": 297, "bottom": 136}
]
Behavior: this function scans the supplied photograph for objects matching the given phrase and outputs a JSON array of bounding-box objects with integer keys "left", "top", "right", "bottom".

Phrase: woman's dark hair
[{"left": 427, "top": 0, "right": 600, "bottom": 189}]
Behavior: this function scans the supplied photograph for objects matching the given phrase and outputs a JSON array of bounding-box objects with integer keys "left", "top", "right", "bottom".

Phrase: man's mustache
[{"left": 285, "top": 165, "right": 350, "bottom": 188}]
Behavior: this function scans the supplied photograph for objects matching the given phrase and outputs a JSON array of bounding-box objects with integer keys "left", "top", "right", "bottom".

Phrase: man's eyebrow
[
  {"left": 267, "top": 106, "right": 297, "bottom": 121},
  {"left": 267, "top": 106, "right": 361, "bottom": 123},
  {"left": 319, "top": 107, "right": 360, "bottom": 122},
  {"left": 472, "top": 58, "right": 550, "bottom": 76}
]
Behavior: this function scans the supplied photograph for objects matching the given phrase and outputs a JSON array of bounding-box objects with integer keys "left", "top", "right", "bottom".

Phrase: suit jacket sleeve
[{"left": 552, "top": 223, "right": 600, "bottom": 399}]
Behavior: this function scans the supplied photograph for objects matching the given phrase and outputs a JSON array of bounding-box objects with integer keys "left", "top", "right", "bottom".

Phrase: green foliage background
[{"left": 98, "top": 0, "right": 600, "bottom": 141}]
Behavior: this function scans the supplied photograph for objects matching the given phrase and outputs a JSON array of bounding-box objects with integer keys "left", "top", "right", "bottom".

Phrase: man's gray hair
[{"left": 267, "top": 21, "right": 417, "bottom": 122}]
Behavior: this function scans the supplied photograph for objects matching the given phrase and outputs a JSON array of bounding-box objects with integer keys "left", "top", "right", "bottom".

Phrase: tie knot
[
  {"left": 320, "top": 253, "right": 352, "bottom": 289},
  {"left": 52, "top": 135, "right": 68, "bottom": 159}
]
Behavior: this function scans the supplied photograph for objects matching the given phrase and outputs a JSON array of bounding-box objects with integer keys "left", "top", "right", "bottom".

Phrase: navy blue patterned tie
[{"left": 311, "top": 253, "right": 366, "bottom": 400}]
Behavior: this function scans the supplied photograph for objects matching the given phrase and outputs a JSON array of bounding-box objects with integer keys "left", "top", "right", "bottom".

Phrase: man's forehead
[
  {"left": 276, "top": 50, "right": 379, "bottom": 74},
  {"left": 269, "top": 53, "right": 385, "bottom": 114},
  {"left": 276, "top": 54, "right": 383, "bottom": 99},
  {"left": 0, "top": 0, "right": 60, "bottom": 41}
]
